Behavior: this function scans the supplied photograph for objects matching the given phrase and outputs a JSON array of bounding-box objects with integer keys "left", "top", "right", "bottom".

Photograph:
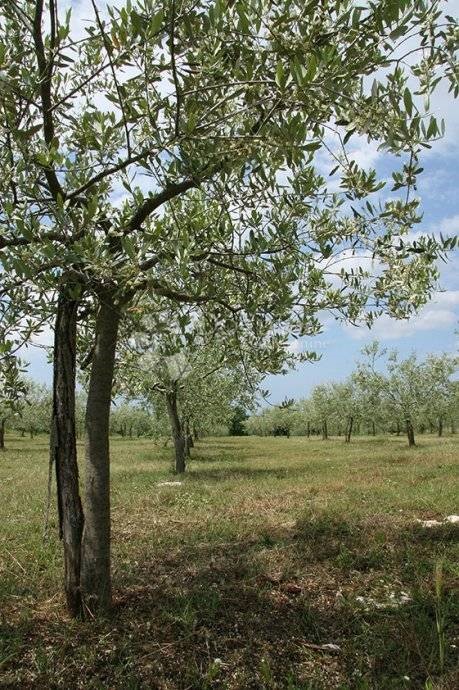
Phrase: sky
[{"left": 20, "top": 1, "right": 459, "bottom": 403}]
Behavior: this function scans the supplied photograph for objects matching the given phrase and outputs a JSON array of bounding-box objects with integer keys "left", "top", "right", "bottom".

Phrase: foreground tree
[{"left": 1, "top": 0, "right": 457, "bottom": 617}]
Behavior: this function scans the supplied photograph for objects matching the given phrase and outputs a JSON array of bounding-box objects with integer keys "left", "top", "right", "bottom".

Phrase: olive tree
[
  {"left": 13, "top": 380, "right": 52, "bottom": 438},
  {"left": 420, "top": 356, "right": 458, "bottom": 436},
  {"left": 355, "top": 343, "right": 457, "bottom": 447},
  {"left": 0, "top": 356, "right": 28, "bottom": 449},
  {"left": 1, "top": 0, "right": 457, "bottom": 617},
  {"left": 118, "top": 310, "right": 262, "bottom": 472}
]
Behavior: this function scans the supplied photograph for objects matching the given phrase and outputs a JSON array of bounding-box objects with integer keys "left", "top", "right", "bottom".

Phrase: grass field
[{"left": 0, "top": 433, "right": 458, "bottom": 689}]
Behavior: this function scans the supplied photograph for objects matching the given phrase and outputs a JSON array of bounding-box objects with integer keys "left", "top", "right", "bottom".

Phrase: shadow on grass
[
  {"left": 187, "top": 451, "right": 249, "bottom": 465},
  {"left": 185, "top": 465, "right": 310, "bottom": 482},
  {"left": 113, "top": 462, "right": 313, "bottom": 485},
  {"left": 3, "top": 514, "right": 458, "bottom": 690}
]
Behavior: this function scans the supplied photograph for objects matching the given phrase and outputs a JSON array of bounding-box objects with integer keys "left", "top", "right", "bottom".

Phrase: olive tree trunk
[
  {"left": 345, "top": 416, "right": 353, "bottom": 443},
  {"left": 0, "top": 419, "right": 5, "bottom": 450},
  {"left": 51, "top": 290, "right": 84, "bottom": 618},
  {"left": 166, "top": 388, "right": 186, "bottom": 474},
  {"left": 81, "top": 292, "right": 120, "bottom": 616},
  {"left": 322, "top": 420, "right": 328, "bottom": 441},
  {"left": 406, "top": 419, "right": 416, "bottom": 447}
]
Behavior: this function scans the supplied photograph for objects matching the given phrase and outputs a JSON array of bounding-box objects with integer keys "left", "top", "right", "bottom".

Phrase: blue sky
[{"left": 22, "top": 2, "right": 459, "bottom": 401}]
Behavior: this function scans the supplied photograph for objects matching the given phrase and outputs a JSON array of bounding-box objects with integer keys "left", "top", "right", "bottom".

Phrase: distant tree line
[{"left": 245, "top": 345, "right": 458, "bottom": 447}]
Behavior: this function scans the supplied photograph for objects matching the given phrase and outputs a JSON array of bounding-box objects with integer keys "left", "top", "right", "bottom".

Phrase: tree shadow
[
  {"left": 188, "top": 451, "right": 248, "bottom": 465},
  {"left": 4, "top": 513, "right": 458, "bottom": 690},
  {"left": 185, "top": 465, "right": 310, "bottom": 482}
]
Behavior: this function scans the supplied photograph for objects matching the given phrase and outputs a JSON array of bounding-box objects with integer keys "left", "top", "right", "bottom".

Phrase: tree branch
[
  {"left": 32, "top": 0, "right": 65, "bottom": 200},
  {"left": 90, "top": 0, "right": 132, "bottom": 158},
  {"left": 125, "top": 176, "right": 199, "bottom": 234}
]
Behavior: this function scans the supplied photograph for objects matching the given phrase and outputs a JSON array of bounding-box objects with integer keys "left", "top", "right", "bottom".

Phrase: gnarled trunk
[
  {"left": 51, "top": 290, "right": 84, "bottom": 618},
  {"left": 166, "top": 388, "right": 186, "bottom": 474},
  {"left": 81, "top": 292, "right": 120, "bottom": 616},
  {"left": 322, "top": 420, "right": 328, "bottom": 440}
]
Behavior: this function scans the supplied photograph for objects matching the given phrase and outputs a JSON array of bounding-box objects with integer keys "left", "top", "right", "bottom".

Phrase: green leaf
[
  {"left": 149, "top": 10, "right": 164, "bottom": 35},
  {"left": 403, "top": 88, "right": 412, "bottom": 117},
  {"left": 305, "top": 55, "right": 317, "bottom": 82},
  {"left": 275, "top": 62, "right": 285, "bottom": 89}
]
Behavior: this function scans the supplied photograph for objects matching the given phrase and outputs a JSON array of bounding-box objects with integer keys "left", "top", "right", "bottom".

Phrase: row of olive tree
[
  {"left": 245, "top": 345, "right": 458, "bottom": 446},
  {"left": 0, "top": 374, "right": 88, "bottom": 447}
]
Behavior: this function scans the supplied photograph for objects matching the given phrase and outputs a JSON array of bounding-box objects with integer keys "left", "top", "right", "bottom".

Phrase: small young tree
[
  {"left": 228, "top": 406, "right": 249, "bottom": 437},
  {"left": 422, "top": 355, "right": 458, "bottom": 436},
  {"left": 14, "top": 380, "right": 52, "bottom": 438},
  {"left": 329, "top": 380, "right": 362, "bottom": 442},
  {"left": 0, "top": 356, "right": 28, "bottom": 449},
  {"left": 120, "top": 330, "right": 260, "bottom": 472},
  {"left": 310, "top": 384, "right": 337, "bottom": 440}
]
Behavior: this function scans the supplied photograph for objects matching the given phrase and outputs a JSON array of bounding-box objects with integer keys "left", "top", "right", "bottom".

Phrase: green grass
[{"left": 0, "top": 433, "right": 458, "bottom": 689}]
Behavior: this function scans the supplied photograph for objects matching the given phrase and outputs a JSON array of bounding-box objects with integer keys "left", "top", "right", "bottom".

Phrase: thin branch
[
  {"left": 90, "top": 0, "right": 132, "bottom": 157},
  {"left": 169, "top": 0, "right": 181, "bottom": 138},
  {"left": 32, "top": 0, "right": 65, "bottom": 200}
]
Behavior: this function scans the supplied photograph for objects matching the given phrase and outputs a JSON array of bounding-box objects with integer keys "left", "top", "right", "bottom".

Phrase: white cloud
[
  {"left": 437, "top": 214, "right": 459, "bottom": 236},
  {"left": 347, "top": 139, "right": 381, "bottom": 169},
  {"left": 346, "top": 290, "right": 459, "bottom": 341}
]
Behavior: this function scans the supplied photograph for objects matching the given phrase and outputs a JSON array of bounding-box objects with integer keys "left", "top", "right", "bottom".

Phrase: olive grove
[{"left": 0, "top": 0, "right": 457, "bottom": 617}]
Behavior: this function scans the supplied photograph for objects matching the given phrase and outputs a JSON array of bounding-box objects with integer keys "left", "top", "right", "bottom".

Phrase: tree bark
[
  {"left": 81, "top": 291, "right": 120, "bottom": 617},
  {"left": 438, "top": 417, "right": 443, "bottom": 437},
  {"left": 406, "top": 419, "right": 416, "bottom": 447},
  {"left": 322, "top": 420, "right": 328, "bottom": 441},
  {"left": 166, "top": 388, "right": 186, "bottom": 473},
  {"left": 372, "top": 421, "right": 376, "bottom": 436},
  {"left": 0, "top": 419, "right": 5, "bottom": 450},
  {"left": 345, "top": 416, "right": 353, "bottom": 443},
  {"left": 51, "top": 291, "right": 84, "bottom": 618},
  {"left": 307, "top": 420, "right": 310, "bottom": 438}
]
